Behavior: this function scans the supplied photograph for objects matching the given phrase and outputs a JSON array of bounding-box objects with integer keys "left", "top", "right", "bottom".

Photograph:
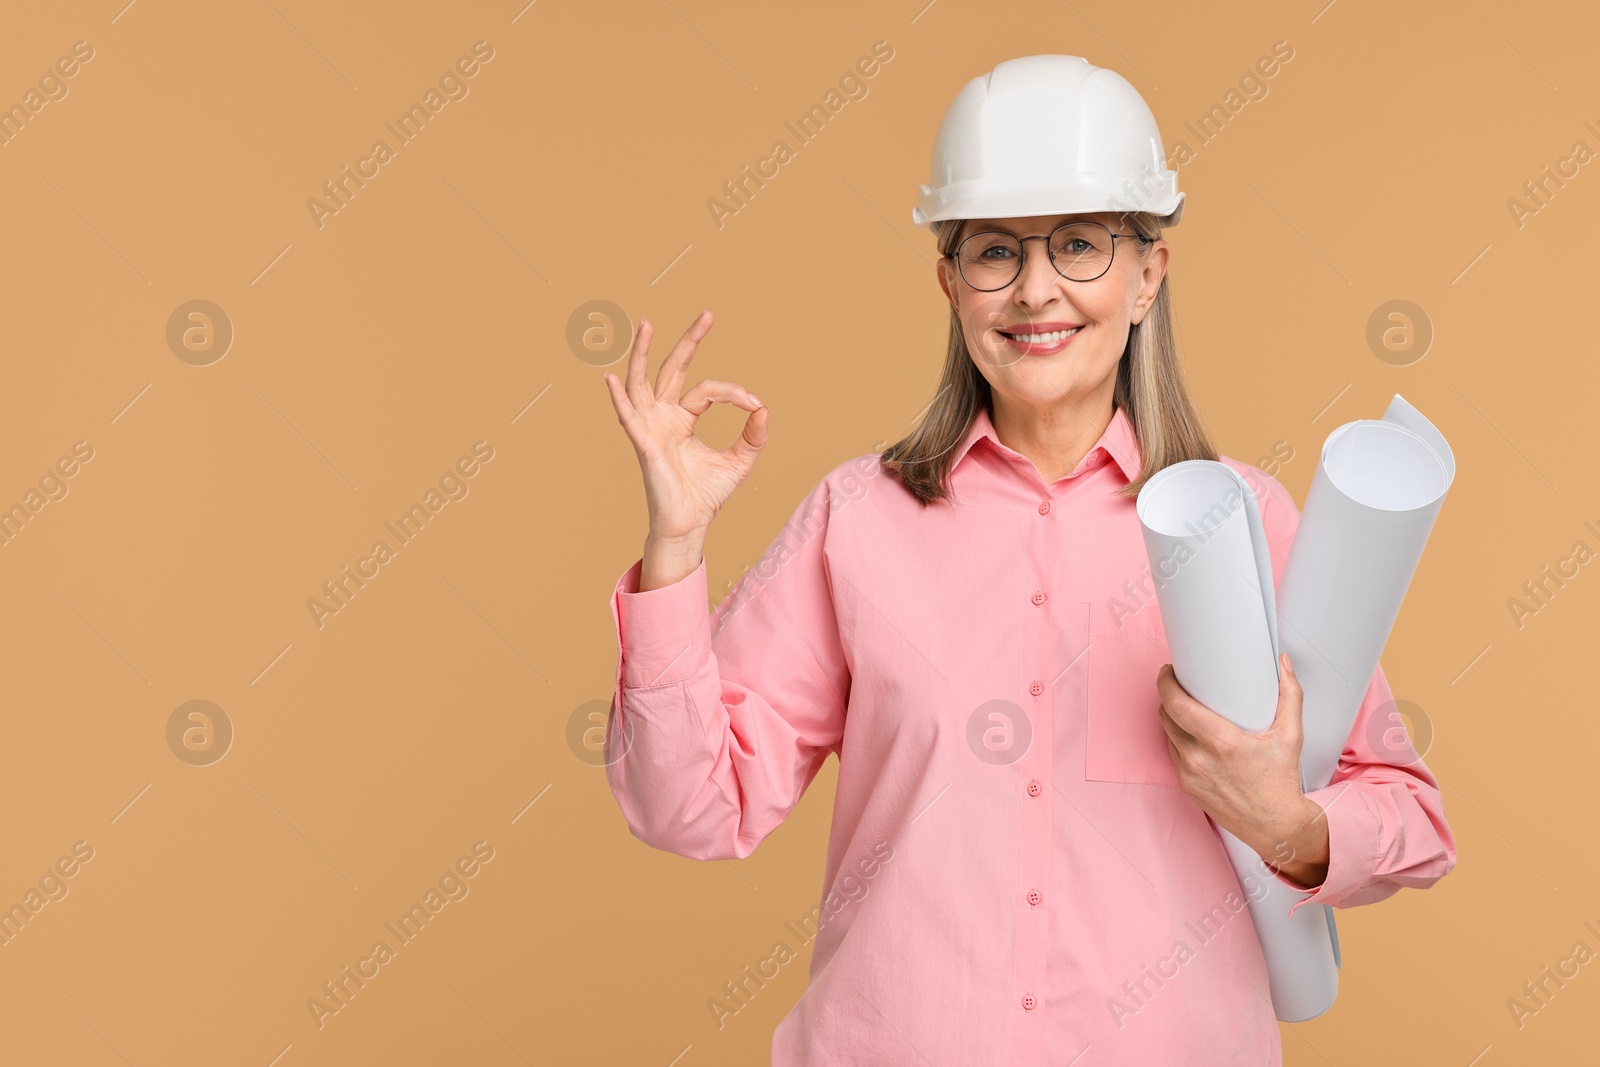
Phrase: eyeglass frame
[{"left": 948, "top": 220, "right": 1153, "bottom": 291}]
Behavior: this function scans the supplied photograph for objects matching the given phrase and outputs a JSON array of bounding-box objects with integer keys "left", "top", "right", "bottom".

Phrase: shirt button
[
  {"left": 1037, "top": 501, "right": 1051, "bottom": 515},
  {"left": 1031, "top": 591, "right": 1045, "bottom": 605},
  {"left": 1027, "top": 780, "right": 1042, "bottom": 797},
  {"left": 1021, "top": 993, "right": 1037, "bottom": 1011},
  {"left": 1027, "top": 889, "right": 1042, "bottom": 906},
  {"left": 1029, "top": 680, "right": 1043, "bottom": 697}
]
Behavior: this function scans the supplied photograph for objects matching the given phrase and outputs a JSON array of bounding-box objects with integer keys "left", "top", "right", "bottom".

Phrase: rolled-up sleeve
[
  {"left": 604, "top": 475, "right": 850, "bottom": 861},
  {"left": 1239, "top": 463, "right": 1459, "bottom": 916}
]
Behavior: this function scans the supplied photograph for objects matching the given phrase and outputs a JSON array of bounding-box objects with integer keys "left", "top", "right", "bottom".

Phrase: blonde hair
[{"left": 878, "top": 211, "right": 1217, "bottom": 506}]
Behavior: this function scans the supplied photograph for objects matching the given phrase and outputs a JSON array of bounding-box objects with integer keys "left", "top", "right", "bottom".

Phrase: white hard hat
[{"left": 912, "top": 55, "right": 1184, "bottom": 228}]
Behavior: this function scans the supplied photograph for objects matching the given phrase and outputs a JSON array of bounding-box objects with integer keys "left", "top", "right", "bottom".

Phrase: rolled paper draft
[
  {"left": 1136, "top": 459, "right": 1340, "bottom": 1023},
  {"left": 1280, "top": 394, "right": 1456, "bottom": 795}
]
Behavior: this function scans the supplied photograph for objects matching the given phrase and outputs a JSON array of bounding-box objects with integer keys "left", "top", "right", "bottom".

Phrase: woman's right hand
[{"left": 604, "top": 308, "right": 768, "bottom": 552}]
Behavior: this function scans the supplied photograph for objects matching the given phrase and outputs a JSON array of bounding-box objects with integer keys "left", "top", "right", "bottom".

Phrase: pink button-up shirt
[{"left": 605, "top": 402, "right": 1457, "bottom": 1066}]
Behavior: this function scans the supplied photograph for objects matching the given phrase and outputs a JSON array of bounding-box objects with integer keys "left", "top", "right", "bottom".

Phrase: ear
[
  {"left": 1130, "top": 241, "right": 1169, "bottom": 326},
  {"left": 936, "top": 256, "right": 958, "bottom": 309}
]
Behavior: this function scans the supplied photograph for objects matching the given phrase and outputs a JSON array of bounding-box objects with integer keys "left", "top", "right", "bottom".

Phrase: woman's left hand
[{"left": 1155, "top": 652, "right": 1330, "bottom": 888}]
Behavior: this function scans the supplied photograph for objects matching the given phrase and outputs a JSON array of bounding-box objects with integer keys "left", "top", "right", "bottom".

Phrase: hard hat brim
[{"left": 913, "top": 186, "right": 1183, "bottom": 229}]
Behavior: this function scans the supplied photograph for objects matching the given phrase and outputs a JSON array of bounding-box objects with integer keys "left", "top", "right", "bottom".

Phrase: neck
[{"left": 991, "top": 390, "right": 1116, "bottom": 484}]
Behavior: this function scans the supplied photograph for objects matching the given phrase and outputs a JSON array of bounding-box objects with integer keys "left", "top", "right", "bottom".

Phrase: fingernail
[{"left": 749, "top": 394, "right": 763, "bottom": 407}]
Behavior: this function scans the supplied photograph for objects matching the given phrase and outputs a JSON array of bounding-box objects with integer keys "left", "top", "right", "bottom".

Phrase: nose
[{"left": 1013, "top": 236, "right": 1064, "bottom": 307}]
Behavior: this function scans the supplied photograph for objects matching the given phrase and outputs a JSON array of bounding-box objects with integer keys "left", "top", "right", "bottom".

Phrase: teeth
[{"left": 1004, "top": 327, "right": 1080, "bottom": 344}]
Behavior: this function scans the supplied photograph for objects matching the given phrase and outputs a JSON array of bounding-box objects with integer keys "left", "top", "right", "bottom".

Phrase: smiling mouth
[{"left": 996, "top": 326, "right": 1082, "bottom": 343}]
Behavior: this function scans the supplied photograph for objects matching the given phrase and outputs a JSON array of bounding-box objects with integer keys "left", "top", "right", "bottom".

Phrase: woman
[{"left": 601, "top": 55, "right": 1456, "bottom": 1066}]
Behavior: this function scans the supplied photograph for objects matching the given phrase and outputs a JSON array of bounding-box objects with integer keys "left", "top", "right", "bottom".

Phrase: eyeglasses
[{"left": 951, "top": 221, "right": 1151, "bottom": 291}]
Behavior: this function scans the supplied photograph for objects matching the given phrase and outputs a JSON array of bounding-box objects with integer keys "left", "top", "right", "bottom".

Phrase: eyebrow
[{"left": 967, "top": 218, "right": 1091, "bottom": 235}]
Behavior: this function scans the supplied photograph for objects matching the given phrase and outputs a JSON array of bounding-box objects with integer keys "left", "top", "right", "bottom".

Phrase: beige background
[{"left": 0, "top": 0, "right": 1593, "bottom": 1063}]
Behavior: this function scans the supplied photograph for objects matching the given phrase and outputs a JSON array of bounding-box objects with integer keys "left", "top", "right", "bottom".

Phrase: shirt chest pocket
[{"left": 1084, "top": 610, "right": 1182, "bottom": 789}]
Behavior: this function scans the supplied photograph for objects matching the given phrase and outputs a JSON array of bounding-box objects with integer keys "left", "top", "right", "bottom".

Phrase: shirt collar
[{"left": 948, "top": 402, "right": 1144, "bottom": 484}]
